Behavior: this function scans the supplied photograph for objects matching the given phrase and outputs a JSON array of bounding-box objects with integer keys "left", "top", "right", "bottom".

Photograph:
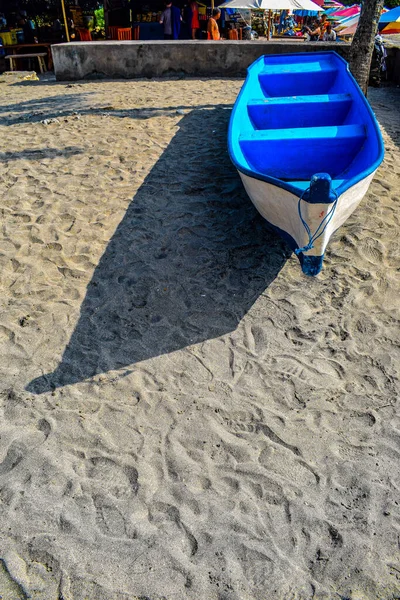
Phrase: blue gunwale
[{"left": 228, "top": 52, "right": 385, "bottom": 201}]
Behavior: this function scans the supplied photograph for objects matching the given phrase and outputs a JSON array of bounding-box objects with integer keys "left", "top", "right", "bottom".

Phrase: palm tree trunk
[{"left": 349, "top": 0, "right": 384, "bottom": 95}]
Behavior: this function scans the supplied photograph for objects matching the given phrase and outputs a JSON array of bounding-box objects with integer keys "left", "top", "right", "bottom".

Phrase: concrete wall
[
  {"left": 52, "top": 40, "right": 352, "bottom": 81},
  {"left": 390, "top": 45, "right": 400, "bottom": 85}
]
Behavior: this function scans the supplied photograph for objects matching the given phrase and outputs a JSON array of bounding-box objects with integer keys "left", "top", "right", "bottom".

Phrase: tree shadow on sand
[
  {"left": 27, "top": 106, "right": 290, "bottom": 394},
  {"left": 0, "top": 147, "right": 83, "bottom": 161}
]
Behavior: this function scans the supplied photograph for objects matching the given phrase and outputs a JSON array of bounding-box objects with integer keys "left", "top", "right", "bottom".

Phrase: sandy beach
[{"left": 0, "top": 71, "right": 399, "bottom": 599}]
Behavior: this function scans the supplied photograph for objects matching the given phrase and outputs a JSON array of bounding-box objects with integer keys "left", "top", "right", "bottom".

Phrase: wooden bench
[
  {"left": 5, "top": 53, "right": 47, "bottom": 73},
  {"left": 4, "top": 44, "right": 53, "bottom": 70}
]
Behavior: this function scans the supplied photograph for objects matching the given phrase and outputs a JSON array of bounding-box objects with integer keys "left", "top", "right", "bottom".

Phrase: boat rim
[{"left": 228, "top": 51, "right": 385, "bottom": 199}]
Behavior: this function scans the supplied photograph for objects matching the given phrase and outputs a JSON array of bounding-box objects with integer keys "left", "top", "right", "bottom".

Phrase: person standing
[
  {"left": 189, "top": 1, "right": 200, "bottom": 39},
  {"left": 160, "top": 1, "right": 182, "bottom": 40},
  {"left": 278, "top": 10, "right": 288, "bottom": 34},
  {"left": 322, "top": 23, "right": 336, "bottom": 41},
  {"left": 207, "top": 8, "right": 221, "bottom": 40}
]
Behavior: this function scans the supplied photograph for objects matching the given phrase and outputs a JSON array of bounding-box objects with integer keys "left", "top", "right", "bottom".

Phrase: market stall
[
  {"left": 0, "top": 0, "right": 105, "bottom": 63},
  {"left": 220, "top": 0, "right": 322, "bottom": 39},
  {"left": 131, "top": 1, "right": 216, "bottom": 40}
]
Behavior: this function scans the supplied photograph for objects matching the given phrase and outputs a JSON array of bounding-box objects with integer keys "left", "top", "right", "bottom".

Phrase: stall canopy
[
  {"left": 294, "top": 0, "right": 323, "bottom": 17},
  {"left": 220, "top": 0, "right": 322, "bottom": 11}
]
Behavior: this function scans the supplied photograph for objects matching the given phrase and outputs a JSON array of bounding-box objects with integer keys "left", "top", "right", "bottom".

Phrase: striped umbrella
[
  {"left": 322, "top": 0, "right": 344, "bottom": 8},
  {"left": 324, "top": 6, "right": 343, "bottom": 14},
  {"left": 329, "top": 4, "right": 360, "bottom": 17},
  {"left": 381, "top": 21, "right": 400, "bottom": 34},
  {"left": 379, "top": 6, "right": 400, "bottom": 33},
  {"left": 379, "top": 5, "right": 400, "bottom": 22},
  {"left": 336, "top": 11, "right": 360, "bottom": 26},
  {"left": 337, "top": 21, "right": 358, "bottom": 35}
]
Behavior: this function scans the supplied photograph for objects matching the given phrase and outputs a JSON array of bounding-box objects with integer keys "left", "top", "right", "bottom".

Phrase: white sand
[{"left": 0, "top": 72, "right": 399, "bottom": 599}]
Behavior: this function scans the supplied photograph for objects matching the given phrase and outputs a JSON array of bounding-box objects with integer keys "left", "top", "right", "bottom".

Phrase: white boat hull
[{"left": 238, "top": 170, "right": 376, "bottom": 274}]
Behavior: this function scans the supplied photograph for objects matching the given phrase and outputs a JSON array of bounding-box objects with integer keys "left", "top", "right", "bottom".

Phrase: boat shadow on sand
[{"left": 27, "top": 106, "right": 290, "bottom": 394}]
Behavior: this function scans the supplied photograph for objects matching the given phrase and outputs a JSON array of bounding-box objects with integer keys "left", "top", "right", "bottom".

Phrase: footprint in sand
[
  {"left": 355, "top": 314, "right": 378, "bottom": 336},
  {"left": 0, "top": 324, "right": 13, "bottom": 341},
  {"left": 93, "top": 495, "right": 129, "bottom": 538},
  {"left": 57, "top": 266, "right": 87, "bottom": 280},
  {"left": 243, "top": 324, "right": 269, "bottom": 356},
  {"left": 37, "top": 418, "right": 52, "bottom": 441},
  {"left": 59, "top": 213, "right": 76, "bottom": 232},
  {"left": 45, "top": 242, "right": 63, "bottom": 251},
  {"left": 0, "top": 559, "right": 28, "bottom": 600},
  {"left": 150, "top": 502, "right": 198, "bottom": 557},
  {"left": 239, "top": 546, "right": 274, "bottom": 590},
  {"left": 12, "top": 213, "right": 31, "bottom": 223},
  {"left": 0, "top": 441, "right": 26, "bottom": 475},
  {"left": 375, "top": 178, "right": 391, "bottom": 191},
  {"left": 358, "top": 237, "right": 385, "bottom": 265},
  {"left": 85, "top": 456, "right": 139, "bottom": 499}
]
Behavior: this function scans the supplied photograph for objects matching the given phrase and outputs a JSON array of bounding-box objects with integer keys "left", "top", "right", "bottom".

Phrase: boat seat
[
  {"left": 239, "top": 124, "right": 366, "bottom": 180},
  {"left": 258, "top": 64, "right": 338, "bottom": 97},
  {"left": 247, "top": 93, "right": 353, "bottom": 130},
  {"left": 259, "top": 59, "right": 337, "bottom": 75}
]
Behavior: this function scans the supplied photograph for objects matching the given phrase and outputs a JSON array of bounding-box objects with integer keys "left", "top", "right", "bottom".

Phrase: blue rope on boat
[{"left": 295, "top": 188, "right": 339, "bottom": 255}]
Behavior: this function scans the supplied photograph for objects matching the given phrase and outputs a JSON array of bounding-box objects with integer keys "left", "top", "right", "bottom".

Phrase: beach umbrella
[
  {"left": 220, "top": 0, "right": 322, "bottom": 41},
  {"left": 378, "top": 6, "right": 400, "bottom": 33},
  {"left": 337, "top": 20, "right": 357, "bottom": 35},
  {"left": 334, "top": 12, "right": 360, "bottom": 29},
  {"left": 381, "top": 20, "right": 400, "bottom": 34},
  {"left": 220, "top": 0, "right": 323, "bottom": 11},
  {"left": 329, "top": 5, "right": 360, "bottom": 18},
  {"left": 323, "top": 3, "right": 343, "bottom": 9},
  {"left": 323, "top": 0, "right": 343, "bottom": 7},
  {"left": 379, "top": 5, "right": 400, "bottom": 23},
  {"left": 324, "top": 7, "right": 342, "bottom": 14},
  {"left": 294, "top": 8, "right": 320, "bottom": 15}
]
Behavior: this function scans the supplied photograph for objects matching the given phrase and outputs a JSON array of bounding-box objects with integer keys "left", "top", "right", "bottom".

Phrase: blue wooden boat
[{"left": 228, "top": 52, "right": 384, "bottom": 276}]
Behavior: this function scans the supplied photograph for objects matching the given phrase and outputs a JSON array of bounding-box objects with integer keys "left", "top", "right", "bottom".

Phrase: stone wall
[
  {"left": 388, "top": 45, "right": 400, "bottom": 85},
  {"left": 51, "top": 40, "right": 352, "bottom": 81}
]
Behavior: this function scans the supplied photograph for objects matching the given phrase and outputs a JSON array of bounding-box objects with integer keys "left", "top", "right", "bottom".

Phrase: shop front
[
  {"left": 0, "top": 0, "right": 313, "bottom": 75},
  {"left": 105, "top": 0, "right": 216, "bottom": 41}
]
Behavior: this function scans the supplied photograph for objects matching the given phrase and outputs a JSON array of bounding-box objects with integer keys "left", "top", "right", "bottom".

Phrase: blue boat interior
[{"left": 229, "top": 52, "right": 384, "bottom": 197}]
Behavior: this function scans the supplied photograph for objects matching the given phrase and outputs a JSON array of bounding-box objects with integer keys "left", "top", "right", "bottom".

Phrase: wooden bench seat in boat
[
  {"left": 239, "top": 124, "right": 366, "bottom": 180},
  {"left": 247, "top": 93, "right": 353, "bottom": 129},
  {"left": 258, "top": 61, "right": 338, "bottom": 97}
]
